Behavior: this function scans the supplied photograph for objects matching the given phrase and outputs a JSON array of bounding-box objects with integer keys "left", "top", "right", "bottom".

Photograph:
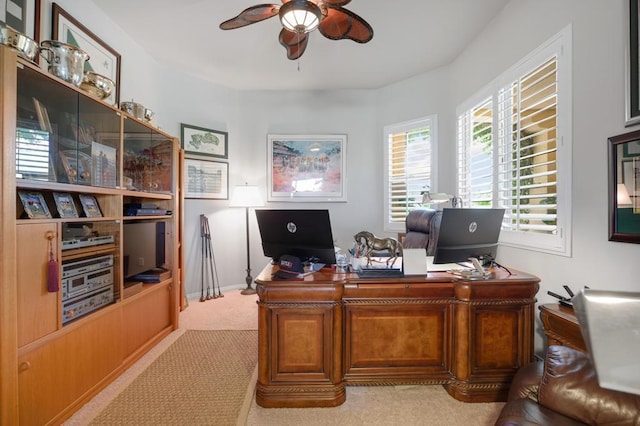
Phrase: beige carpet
[
  {"left": 89, "top": 329, "right": 258, "bottom": 426},
  {"left": 67, "top": 291, "right": 504, "bottom": 425}
]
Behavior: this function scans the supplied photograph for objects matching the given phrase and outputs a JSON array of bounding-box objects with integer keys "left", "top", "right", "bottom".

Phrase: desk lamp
[
  {"left": 229, "top": 183, "right": 264, "bottom": 295},
  {"left": 422, "top": 192, "right": 462, "bottom": 209}
]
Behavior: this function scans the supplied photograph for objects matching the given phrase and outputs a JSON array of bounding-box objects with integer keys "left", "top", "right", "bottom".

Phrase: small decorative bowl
[{"left": 79, "top": 71, "right": 115, "bottom": 100}]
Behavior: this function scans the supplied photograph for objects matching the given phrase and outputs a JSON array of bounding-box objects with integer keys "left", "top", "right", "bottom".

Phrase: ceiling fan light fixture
[{"left": 279, "top": 0, "right": 322, "bottom": 34}]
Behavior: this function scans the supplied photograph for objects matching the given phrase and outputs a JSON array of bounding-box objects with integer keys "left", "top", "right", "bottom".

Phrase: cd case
[
  {"left": 79, "top": 194, "right": 103, "bottom": 217},
  {"left": 53, "top": 192, "right": 79, "bottom": 218},
  {"left": 18, "top": 191, "right": 52, "bottom": 219}
]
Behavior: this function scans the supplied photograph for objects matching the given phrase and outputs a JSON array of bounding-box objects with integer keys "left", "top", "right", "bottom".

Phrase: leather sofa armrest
[
  {"left": 538, "top": 345, "right": 640, "bottom": 425},
  {"left": 507, "top": 360, "right": 543, "bottom": 402}
]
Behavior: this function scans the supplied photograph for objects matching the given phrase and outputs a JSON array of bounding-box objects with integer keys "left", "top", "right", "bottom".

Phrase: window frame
[
  {"left": 456, "top": 25, "right": 572, "bottom": 256},
  {"left": 383, "top": 115, "right": 438, "bottom": 232}
]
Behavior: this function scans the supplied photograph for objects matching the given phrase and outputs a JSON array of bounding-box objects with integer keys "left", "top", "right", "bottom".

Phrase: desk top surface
[{"left": 255, "top": 263, "right": 539, "bottom": 286}]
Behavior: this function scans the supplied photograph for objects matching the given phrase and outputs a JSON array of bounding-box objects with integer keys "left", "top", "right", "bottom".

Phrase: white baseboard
[{"left": 186, "top": 283, "right": 248, "bottom": 301}]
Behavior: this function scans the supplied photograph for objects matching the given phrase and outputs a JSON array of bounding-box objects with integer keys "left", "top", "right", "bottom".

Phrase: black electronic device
[
  {"left": 357, "top": 266, "right": 403, "bottom": 278},
  {"left": 548, "top": 284, "right": 577, "bottom": 307},
  {"left": 433, "top": 208, "right": 505, "bottom": 264},
  {"left": 255, "top": 209, "right": 337, "bottom": 266},
  {"left": 122, "top": 221, "right": 167, "bottom": 279}
]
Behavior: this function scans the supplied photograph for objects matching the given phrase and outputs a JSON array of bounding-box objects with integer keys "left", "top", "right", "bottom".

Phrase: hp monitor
[
  {"left": 255, "top": 209, "right": 336, "bottom": 265},
  {"left": 433, "top": 208, "right": 505, "bottom": 264}
]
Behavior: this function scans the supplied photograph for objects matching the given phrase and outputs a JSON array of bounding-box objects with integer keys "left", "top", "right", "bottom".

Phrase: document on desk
[{"left": 426, "top": 256, "right": 465, "bottom": 272}]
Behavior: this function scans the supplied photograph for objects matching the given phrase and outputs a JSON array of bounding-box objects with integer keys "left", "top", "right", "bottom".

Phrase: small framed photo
[
  {"left": 59, "top": 150, "right": 91, "bottom": 184},
  {"left": 181, "top": 123, "right": 228, "bottom": 159},
  {"left": 79, "top": 194, "right": 103, "bottom": 217},
  {"left": 52, "top": 192, "right": 78, "bottom": 218},
  {"left": 18, "top": 191, "right": 52, "bottom": 219}
]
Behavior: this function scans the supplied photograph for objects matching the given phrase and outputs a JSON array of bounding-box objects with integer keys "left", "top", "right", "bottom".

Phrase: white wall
[
  {"left": 449, "top": 0, "right": 640, "bottom": 351},
  {"left": 48, "top": 1, "right": 639, "bottom": 352}
]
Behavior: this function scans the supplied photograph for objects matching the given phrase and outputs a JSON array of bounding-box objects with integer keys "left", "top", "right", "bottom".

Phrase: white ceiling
[{"left": 92, "top": 0, "right": 509, "bottom": 91}]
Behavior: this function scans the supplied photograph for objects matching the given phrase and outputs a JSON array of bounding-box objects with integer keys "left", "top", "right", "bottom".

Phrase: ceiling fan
[{"left": 219, "top": 0, "right": 373, "bottom": 60}]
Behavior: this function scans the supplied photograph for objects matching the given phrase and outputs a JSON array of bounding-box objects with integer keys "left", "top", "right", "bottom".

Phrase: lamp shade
[
  {"left": 279, "top": 0, "right": 322, "bottom": 33},
  {"left": 230, "top": 185, "right": 263, "bottom": 208},
  {"left": 422, "top": 192, "right": 452, "bottom": 204}
]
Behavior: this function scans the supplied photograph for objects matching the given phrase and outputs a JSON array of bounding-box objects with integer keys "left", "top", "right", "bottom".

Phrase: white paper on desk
[
  {"left": 402, "top": 249, "right": 428, "bottom": 275},
  {"left": 426, "top": 256, "right": 465, "bottom": 272}
]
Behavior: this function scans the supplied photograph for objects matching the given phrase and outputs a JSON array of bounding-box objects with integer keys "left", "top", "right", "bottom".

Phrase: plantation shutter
[
  {"left": 386, "top": 118, "right": 433, "bottom": 227},
  {"left": 497, "top": 57, "right": 558, "bottom": 235},
  {"left": 457, "top": 97, "right": 494, "bottom": 208}
]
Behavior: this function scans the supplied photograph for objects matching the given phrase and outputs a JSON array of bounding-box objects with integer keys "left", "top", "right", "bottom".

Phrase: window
[
  {"left": 384, "top": 116, "right": 437, "bottom": 231},
  {"left": 456, "top": 26, "right": 572, "bottom": 255},
  {"left": 16, "top": 127, "right": 51, "bottom": 181}
]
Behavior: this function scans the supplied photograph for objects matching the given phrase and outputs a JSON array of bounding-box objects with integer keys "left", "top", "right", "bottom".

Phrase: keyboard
[{"left": 357, "top": 267, "right": 404, "bottom": 278}]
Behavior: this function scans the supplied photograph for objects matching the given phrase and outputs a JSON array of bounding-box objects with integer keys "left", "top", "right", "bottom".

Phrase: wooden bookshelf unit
[{"left": 0, "top": 47, "right": 182, "bottom": 425}]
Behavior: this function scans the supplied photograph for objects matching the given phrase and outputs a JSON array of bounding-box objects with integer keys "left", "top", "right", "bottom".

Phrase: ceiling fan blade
[
  {"left": 320, "top": 0, "right": 351, "bottom": 6},
  {"left": 279, "top": 29, "right": 309, "bottom": 60},
  {"left": 318, "top": 7, "right": 373, "bottom": 43},
  {"left": 219, "top": 4, "right": 280, "bottom": 30}
]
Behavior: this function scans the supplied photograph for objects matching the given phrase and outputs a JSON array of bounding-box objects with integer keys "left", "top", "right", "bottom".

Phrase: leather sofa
[
  {"left": 495, "top": 345, "right": 640, "bottom": 425},
  {"left": 402, "top": 208, "right": 442, "bottom": 255}
]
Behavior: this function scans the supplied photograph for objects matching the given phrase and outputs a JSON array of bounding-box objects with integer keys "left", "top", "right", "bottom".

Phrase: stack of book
[
  {"left": 132, "top": 268, "right": 172, "bottom": 283},
  {"left": 124, "top": 202, "right": 168, "bottom": 216}
]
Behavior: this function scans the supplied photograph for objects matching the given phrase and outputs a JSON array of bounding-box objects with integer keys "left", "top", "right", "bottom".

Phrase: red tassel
[
  {"left": 47, "top": 260, "right": 59, "bottom": 292},
  {"left": 47, "top": 234, "right": 59, "bottom": 293}
]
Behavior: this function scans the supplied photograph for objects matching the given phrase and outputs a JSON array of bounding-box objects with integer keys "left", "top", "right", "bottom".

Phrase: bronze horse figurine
[{"left": 353, "top": 231, "right": 403, "bottom": 267}]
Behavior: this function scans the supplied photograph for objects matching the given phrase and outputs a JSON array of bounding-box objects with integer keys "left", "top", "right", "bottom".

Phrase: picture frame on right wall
[
  {"left": 627, "top": 0, "right": 640, "bottom": 126},
  {"left": 608, "top": 129, "right": 640, "bottom": 242}
]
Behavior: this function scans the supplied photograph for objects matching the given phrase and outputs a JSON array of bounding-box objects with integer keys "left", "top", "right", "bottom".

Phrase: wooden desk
[
  {"left": 539, "top": 303, "right": 586, "bottom": 351},
  {"left": 255, "top": 265, "right": 540, "bottom": 407}
]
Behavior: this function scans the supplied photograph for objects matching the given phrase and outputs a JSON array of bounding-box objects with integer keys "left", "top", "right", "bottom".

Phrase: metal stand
[{"left": 240, "top": 206, "right": 256, "bottom": 295}]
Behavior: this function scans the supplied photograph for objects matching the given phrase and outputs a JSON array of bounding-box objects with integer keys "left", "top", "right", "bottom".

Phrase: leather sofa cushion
[
  {"left": 507, "top": 360, "right": 543, "bottom": 402},
  {"left": 495, "top": 398, "right": 586, "bottom": 426},
  {"left": 538, "top": 345, "right": 640, "bottom": 425}
]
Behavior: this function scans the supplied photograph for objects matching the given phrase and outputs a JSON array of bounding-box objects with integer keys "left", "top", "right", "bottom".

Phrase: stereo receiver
[
  {"left": 62, "top": 254, "right": 113, "bottom": 279},
  {"left": 62, "top": 286, "right": 114, "bottom": 324}
]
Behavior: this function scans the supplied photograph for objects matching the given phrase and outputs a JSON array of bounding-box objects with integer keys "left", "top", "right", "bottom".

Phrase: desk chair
[{"left": 402, "top": 209, "right": 442, "bottom": 256}]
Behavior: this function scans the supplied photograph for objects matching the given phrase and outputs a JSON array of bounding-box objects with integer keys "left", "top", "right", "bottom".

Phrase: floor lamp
[{"left": 229, "top": 184, "right": 263, "bottom": 295}]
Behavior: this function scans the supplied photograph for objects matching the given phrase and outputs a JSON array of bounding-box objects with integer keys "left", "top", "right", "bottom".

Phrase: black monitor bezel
[
  {"left": 432, "top": 208, "right": 505, "bottom": 264},
  {"left": 255, "top": 209, "right": 336, "bottom": 265}
]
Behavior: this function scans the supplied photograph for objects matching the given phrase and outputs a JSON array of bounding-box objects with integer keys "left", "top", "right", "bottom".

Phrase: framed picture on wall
[
  {"left": 627, "top": 0, "right": 640, "bottom": 125},
  {"left": 267, "top": 134, "right": 347, "bottom": 202},
  {"left": 184, "top": 158, "right": 229, "bottom": 199},
  {"left": 0, "top": 0, "right": 41, "bottom": 40},
  {"left": 609, "top": 129, "right": 640, "bottom": 242},
  {"left": 52, "top": 3, "right": 121, "bottom": 105},
  {"left": 181, "top": 123, "right": 228, "bottom": 159}
]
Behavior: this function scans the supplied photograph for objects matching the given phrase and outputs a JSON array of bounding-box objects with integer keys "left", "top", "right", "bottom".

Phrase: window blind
[
  {"left": 384, "top": 117, "right": 434, "bottom": 229},
  {"left": 498, "top": 57, "right": 558, "bottom": 234},
  {"left": 457, "top": 97, "right": 493, "bottom": 208}
]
